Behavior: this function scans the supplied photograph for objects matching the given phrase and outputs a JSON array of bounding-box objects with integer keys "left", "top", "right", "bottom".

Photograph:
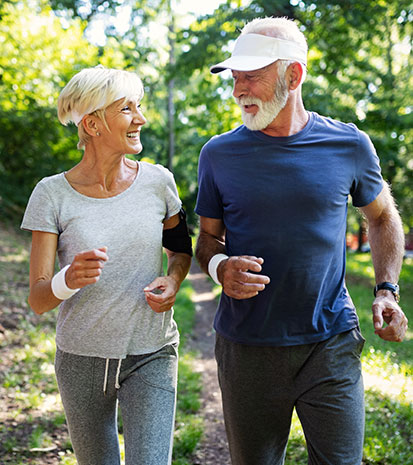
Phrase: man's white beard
[{"left": 235, "top": 75, "right": 289, "bottom": 131}]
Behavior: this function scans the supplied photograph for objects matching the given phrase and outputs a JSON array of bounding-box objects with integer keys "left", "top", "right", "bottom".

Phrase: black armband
[{"left": 162, "top": 208, "right": 193, "bottom": 256}]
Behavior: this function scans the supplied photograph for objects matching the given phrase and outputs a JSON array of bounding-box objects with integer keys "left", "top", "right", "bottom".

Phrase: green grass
[
  {"left": 173, "top": 353, "right": 203, "bottom": 462},
  {"left": 172, "top": 278, "right": 203, "bottom": 464},
  {"left": 0, "top": 223, "right": 202, "bottom": 465}
]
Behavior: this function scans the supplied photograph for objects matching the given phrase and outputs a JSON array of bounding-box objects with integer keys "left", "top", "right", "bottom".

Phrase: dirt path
[{"left": 187, "top": 262, "right": 231, "bottom": 465}]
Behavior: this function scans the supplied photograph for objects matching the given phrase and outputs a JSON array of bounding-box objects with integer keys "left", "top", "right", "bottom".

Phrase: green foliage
[
  {"left": 0, "top": 106, "right": 79, "bottom": 218},
  {"left": 173, "top": 284, "right": 196, "bottom": 345},
  {"left": 364, "top": 390, "right": 413, "bottom": 465},
  {"left": 172, "top": 414, "right": 203, "bottom": 460},
  {"left": 47, "top": 0, "right": 123, "bottom": 20},
  {"left": 176, "top": 353, "right": 202, "bottom": 414},
  {"left": 173, "top": 354, "right": 203, "bottom": 462},
  {"left": 284, "top": 411, "right": 307, "bottom": 463},
  {"left": 1, "top": 0, "right": 410, "bottom": 229},
  {"left": 0, "top": 0, "right": 129, "bottom": 218}
]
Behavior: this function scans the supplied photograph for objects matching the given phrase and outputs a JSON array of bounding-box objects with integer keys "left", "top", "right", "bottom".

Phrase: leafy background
[{"left": 0, "top": 0, "right": 412, "bottom": 234}]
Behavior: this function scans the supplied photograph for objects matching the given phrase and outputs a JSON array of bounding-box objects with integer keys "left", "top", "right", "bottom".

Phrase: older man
[{"left": 195, "top": 16, "right": 408, "bottom": 465}]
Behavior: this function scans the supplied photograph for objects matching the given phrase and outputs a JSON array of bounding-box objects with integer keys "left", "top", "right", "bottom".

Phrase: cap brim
[{"left": 210, "top": 56, "right": 278, "bottom": 74}]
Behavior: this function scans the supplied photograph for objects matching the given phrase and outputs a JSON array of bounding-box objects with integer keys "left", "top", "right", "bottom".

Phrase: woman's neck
[{"left": 65, "top": 150, "right": 138, "bottom": 198}]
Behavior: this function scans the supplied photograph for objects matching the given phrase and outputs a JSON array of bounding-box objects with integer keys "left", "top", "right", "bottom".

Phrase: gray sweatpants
[
  {"left": 55, "top": 344, "right": 178, "bottom": 465},
  {"left": 215, "top": 328, "right": 365, "bottom": 465}
]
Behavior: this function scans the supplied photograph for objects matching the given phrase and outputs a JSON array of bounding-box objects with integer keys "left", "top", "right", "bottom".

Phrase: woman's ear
[{"left": 82, "top": 115, "right": 101, "bottom": 137}]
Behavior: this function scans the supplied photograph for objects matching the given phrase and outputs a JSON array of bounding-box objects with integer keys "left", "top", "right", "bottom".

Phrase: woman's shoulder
[
  {"left": 139, "top": 161, "right": 174, "bottom": 181},
  {"left": 36, "top": 172, "right": 66, "bottom": 189},
  {"left": 28, "top": 173, "right": 67, "bottom": 200}
]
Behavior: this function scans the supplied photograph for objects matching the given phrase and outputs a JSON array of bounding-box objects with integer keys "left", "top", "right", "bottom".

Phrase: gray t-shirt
[{"left": 21, "top": 162, "right": 181, "bottom": 358}]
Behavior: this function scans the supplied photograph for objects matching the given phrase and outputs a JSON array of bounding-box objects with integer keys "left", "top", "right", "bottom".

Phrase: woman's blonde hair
[{"left": 58, "top": 66, "right": 144, "bottom": 149}]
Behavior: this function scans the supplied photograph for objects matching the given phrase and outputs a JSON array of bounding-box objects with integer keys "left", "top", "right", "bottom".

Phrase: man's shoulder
[
  {"left": 313, "top": 112, "right": 360, "bottom": 137},
  {"left": 311, "top": 113, "right": 376, "bottom": 160},
  {"left": 204, "top": 125, "right": 248, "bottom": 149}
]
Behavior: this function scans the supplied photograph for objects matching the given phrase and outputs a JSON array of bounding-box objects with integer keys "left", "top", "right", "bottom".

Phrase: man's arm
[
  {"left": 195, "top": 216, "right": 270, "bottom": 300},
  {"left": 359, "top": 183, "right": 408, "bottom": 342},
  {"left": 195, "top": 216, "right": 226, "bottom": 275}
]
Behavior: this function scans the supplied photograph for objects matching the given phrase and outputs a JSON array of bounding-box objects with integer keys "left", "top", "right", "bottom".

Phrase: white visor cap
[{"left": 210, "top": 33, "right": 307, "bottom": 74}]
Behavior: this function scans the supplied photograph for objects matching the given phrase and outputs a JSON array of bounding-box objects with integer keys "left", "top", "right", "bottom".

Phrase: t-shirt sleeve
[
  {"left": 195, "top": 144, "right": 223, "bottom": 219},
  {"left": 163, "top": 168, "right": 182, "bottom": 219},
  {"left": 350, "top": 130, "right": 384, "bottom": 207},
  {"left": 20, "top": 182, "right": 59, "bottom": 234}
]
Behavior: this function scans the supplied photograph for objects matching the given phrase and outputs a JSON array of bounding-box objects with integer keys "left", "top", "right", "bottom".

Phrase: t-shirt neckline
[
  {"left": 247, "top": 111, "right": 315, "bottom": 143},
  {"left": 61, "top": 161, "right": 142, "bottom": 201}
]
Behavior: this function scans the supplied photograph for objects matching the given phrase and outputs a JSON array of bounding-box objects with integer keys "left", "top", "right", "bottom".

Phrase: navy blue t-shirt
[{"left": 195, "top": 112, "right": 383, "bottom": 346}]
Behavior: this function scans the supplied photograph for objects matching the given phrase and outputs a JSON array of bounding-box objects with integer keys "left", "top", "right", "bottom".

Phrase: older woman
[{"left": 21, "top": 66, "right": 192, "bottom": 465}]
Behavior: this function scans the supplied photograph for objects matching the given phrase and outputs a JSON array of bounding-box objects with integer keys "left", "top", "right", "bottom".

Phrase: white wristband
[
  {"left": 51, "top": 265, "right": 80, "bottom": 300},
  {"left": 208, "top": 253, "right": 229, "bottom": 286}
]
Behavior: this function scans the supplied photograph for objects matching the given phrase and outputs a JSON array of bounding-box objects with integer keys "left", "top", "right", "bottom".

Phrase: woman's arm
[
  {"left": 28, "top": 231, "right": 60, "bottom": 314},
  {"left": 28, "top": 231, "right": 108, "bottom": 314},
  {"left": 144, "top": 213, "right": 192, "bottom": 313}
]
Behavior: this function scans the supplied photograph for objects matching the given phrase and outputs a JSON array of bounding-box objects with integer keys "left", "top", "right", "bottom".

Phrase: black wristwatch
[{"left": 374, "top": 282, "right": 400, "bottom": 303}]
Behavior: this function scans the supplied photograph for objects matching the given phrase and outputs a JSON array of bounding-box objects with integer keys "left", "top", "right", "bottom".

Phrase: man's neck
[{"left": 261, "top": 99, "right": 308, "bottom": 138}]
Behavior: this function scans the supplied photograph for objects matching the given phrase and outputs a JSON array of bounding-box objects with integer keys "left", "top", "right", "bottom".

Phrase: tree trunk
[
  {"left": 167, "top": 0, "right": 175, "bottom": 172},
  {"left": 357, "top": 218, "right": 368, "bottom": 252}
]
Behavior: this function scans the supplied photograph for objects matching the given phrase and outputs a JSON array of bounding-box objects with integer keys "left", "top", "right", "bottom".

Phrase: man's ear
[{"left": 287, "top": 62, "right": 305, "bottom": 90}]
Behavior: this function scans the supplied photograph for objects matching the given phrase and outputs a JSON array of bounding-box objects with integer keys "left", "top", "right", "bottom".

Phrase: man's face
[{"left": 232, "top": 61, "right": 289, "bottom": 131}]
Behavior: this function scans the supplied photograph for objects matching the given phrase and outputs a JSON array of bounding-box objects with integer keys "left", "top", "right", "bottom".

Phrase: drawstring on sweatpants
[
  {"left": 102, "top": 358, "right": 123, "bottom": 394},
  {"left": 103, "top": 359, "right": 110, "bottom": 394},
  {"left": 115, "top": 359, "right": 122, "bottom": 389}
]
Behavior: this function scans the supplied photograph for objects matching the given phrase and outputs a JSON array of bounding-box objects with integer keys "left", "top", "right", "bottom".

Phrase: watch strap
[{"left": 374, "top": 282, "right": 400, "bottom": 302}]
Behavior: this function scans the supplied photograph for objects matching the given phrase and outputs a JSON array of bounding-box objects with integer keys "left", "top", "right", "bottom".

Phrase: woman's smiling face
[{"left": 101, "top": 96, "right": 147, "bottom": 155}]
